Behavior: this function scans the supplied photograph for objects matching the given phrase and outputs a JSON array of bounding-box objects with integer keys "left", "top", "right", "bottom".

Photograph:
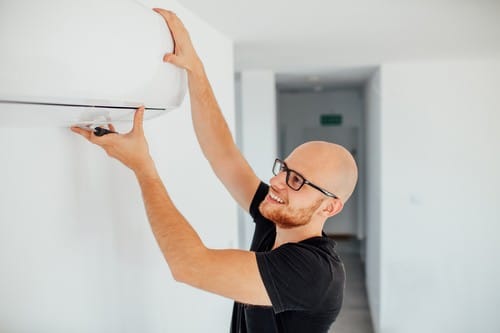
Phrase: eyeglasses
[{"left": 272, "top": 158, "right": 338, "bottom": 199}]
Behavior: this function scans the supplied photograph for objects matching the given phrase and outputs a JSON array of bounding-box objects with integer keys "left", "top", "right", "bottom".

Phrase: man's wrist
[
  {"left": 187, "top": 58, "right": 205, "bottom": 78},
  {"left": 133, "top": 158, "right": 159, "bottom": 180}
]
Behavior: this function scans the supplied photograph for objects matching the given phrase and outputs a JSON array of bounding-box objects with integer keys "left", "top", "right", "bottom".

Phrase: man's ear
[{"left": 321, "top": 198, "right": 343, "bottom": 218}]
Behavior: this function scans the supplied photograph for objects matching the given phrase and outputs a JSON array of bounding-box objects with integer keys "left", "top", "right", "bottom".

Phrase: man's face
[{"left": 259, "top": 160, "right": 325, "bottom": 229}]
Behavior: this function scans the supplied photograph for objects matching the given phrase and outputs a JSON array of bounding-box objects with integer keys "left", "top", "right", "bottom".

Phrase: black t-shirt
[{"left": 230, "top": 182, "right": 345, "bottom": 333}]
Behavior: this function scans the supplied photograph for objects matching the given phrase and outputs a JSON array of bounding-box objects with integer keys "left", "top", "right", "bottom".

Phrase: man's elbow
[
  {"left": 171, "top": 266, "right": 196, "bottom": 284},
  {"left": 169, "top": 248, "right": 208, "bottom": 286},
  {"left": 170, "top": 264, "right": 186, "bottom": 283}
]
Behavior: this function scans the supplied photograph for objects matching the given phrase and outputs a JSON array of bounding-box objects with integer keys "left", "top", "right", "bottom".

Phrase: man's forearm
[
  {"left": 134, "top": 164, "right": 207, "bottom": 281},
  {"left": 187, "top": 63, "right": 238, "bottom": 166}
]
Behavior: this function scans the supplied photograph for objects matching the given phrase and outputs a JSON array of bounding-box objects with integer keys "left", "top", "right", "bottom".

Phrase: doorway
[
  {"left": 276, "top": 79, "right": 373, "bottom": 333},
  {"left": 277, "top": 87, "right": 364, "bottom": 239}
]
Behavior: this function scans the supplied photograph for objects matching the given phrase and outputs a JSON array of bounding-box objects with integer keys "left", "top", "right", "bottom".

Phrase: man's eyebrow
[{"left": 285, "top": 161, "right": 307, "bottom": 179}]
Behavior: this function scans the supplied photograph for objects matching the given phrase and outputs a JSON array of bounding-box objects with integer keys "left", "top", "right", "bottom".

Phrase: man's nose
[{"left": 270, "top": 171, "right": 287, "bottom": 190}]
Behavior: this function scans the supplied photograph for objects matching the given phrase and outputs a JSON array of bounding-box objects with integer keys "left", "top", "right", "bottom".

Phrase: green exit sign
[{"left": 320, "top": 114, "right": 342, "bottom": 126}]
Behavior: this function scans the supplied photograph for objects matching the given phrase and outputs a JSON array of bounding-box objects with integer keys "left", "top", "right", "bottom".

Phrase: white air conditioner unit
[{"left": 0, "top": 0, "right": 187, "bottom": 127}]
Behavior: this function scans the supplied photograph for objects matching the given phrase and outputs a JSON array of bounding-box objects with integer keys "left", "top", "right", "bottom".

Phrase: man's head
[{"left": 259, "top": 141, "right": 358, "bottom": 229}]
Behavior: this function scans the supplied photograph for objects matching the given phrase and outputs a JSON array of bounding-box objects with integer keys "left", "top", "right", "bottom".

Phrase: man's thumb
[
  {"left": 133, "top": 106, "right": 145, "bottom": 133},
  {"left": 163, "top": 53, "right": 183, "bottom": 68}
]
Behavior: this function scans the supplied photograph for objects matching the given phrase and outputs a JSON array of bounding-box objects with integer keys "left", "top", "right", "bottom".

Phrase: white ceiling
[
  {"left": 275, "top": 66, "right": 377, "bottom": 91},
  {"left": 179, "top": 0, "right": 500, "bottom": 86}
]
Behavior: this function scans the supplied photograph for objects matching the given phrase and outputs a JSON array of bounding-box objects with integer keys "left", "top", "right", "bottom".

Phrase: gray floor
[{"left": 329, "top": 239, "right": 374, "bottom": 333}]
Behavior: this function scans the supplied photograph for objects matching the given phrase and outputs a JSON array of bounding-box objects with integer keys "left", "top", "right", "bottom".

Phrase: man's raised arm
[{"left": 154, "top": 9, "right": 260, "bottom": 212}]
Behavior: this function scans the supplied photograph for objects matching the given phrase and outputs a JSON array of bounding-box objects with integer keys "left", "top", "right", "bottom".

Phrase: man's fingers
[
  {"left": 71, "top": 126, "right": 109, "bottom": 146},
  {"left": 132, "top": 106, "right": 145, "bottom": 134},
  {"left": 71, "top": 126, "right": 92, "bottom": 141},
  {"left": 153, "top": 7, "right": 196, "bottom": 71},
  {"left": 153, "top": 8, "right": 176, "bottom": 29},
  {"left": 153, "top": 8, "right": 175, "bottom": 20},
  {"left": 153, "top": 8, "right": 186, "bottom": 37},
  {"left": 153, "top": 8, "right": 178, "bottom": 48}
]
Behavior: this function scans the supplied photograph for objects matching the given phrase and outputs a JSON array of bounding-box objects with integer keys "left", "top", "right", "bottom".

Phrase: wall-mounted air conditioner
[{"left": 0, "top": 0, "right": 187, "bottom": 127}]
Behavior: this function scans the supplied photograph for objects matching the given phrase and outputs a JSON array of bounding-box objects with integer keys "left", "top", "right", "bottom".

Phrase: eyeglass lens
[
  {"left": 273, "top": 159, "right": 305, "bottom": 191},
  {"left": 272, "top": 159, "right": 282, "bottom": 176}
]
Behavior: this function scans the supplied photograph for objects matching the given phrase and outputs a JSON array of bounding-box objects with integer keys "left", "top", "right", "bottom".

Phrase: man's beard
[{"left": 259, "top": 198, "right": 323, "bottom": 229}]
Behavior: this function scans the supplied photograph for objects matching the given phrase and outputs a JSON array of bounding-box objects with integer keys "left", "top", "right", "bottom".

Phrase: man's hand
[
  {"left": 70, "top": 107, "right": 156, "bottom": 176},
  {"left": 153, "top": 8, "right": 203, "bottom": 73}
]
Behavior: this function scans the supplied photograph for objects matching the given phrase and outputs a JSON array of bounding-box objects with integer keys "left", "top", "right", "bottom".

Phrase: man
[{"left": 71, "top": 8, "right": 358, "bottom": 333}]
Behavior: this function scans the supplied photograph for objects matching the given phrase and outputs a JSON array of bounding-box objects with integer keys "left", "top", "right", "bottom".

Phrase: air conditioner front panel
[{"left": 0, "top": 0, "right": 187, "bottom": 126}]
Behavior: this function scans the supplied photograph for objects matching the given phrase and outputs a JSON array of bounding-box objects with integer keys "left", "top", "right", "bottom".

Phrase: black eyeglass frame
[{"left": 272, "top": 158, "right": 339, "bottom": 199}]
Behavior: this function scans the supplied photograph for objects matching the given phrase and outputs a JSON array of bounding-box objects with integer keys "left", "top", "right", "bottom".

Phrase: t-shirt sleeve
[
  {"left": 256, "top": 243, "right": 335, "bottom": 313},
  {"left": 249, "top": 182, "right": 269, "bottom": 221}
]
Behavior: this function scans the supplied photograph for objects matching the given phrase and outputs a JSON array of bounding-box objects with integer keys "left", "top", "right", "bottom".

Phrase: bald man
[{"left": 71, "top": 8, "right": 357, "bottom": 333}]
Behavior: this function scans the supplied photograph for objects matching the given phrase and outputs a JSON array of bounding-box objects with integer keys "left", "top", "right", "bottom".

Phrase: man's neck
[{"left": 272, "top": 224, "right": 323, "bottom": 250}]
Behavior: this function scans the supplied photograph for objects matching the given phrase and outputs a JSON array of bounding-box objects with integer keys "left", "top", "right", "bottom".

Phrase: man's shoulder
[{"left": 277, "top": 237, "right": 343, "bottom": 268}]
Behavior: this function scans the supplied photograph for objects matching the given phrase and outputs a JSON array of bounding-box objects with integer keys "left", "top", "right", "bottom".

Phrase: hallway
[{"left": 330, "top": 239, "right": 374, "bottom": 333}]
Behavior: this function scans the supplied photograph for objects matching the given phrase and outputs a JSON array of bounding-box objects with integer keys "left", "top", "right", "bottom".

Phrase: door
[{"left": 300, "top": 126, "right": 359, "bottom": 236}]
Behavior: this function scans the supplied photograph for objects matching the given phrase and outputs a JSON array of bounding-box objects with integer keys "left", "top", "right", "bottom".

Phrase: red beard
[{"left": 259, "top": 197, "right": 323, "bottom": 229}]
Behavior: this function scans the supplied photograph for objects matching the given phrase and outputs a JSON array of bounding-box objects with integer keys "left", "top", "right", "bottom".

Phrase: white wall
[
  {"left": 278, "top": 90, "right": 363, "bottom": 236},
  {"left": 373, "top": 60, "right": 500, "bottom": 333},
  {"left": 0, "top": 1, "right": 237, "bottom": 332},
  {"left": 364, "top": 70, "right": 382, "bottom": 332},
  {"left": 236, "top": 70, "right": 277, "bottom": 249}
]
